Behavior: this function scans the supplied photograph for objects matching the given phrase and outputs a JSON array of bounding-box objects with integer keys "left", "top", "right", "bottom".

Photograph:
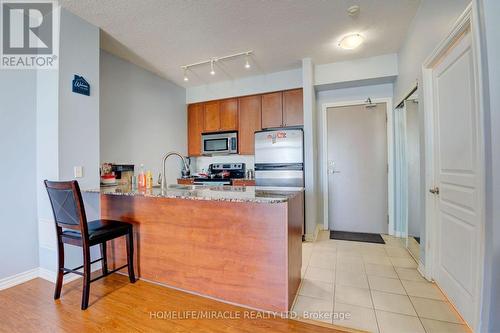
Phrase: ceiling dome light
[{"left": 338, "top": 33, "right": 364, "bottom": 50}]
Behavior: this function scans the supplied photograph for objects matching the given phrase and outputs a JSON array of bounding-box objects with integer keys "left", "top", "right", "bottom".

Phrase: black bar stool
[{"left": 44, "top": 180, "right": 136, "bottom": 310}]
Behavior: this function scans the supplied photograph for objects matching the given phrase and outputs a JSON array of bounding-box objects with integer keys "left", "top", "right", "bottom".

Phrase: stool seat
[{"left": 62, "top": 219, "right": 132, "bottom": 245}]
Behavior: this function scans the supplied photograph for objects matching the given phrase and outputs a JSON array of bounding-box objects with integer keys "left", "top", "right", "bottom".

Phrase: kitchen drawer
[
  {"left": 231, "top": 179, "right": 256, "bottom": 186},
  {"left": 177, "top": 178, "right": 195, "bottom": 185}
]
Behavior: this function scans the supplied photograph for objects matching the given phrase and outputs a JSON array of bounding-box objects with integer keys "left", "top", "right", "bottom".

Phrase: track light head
[
  {"left": 183, "top": 68, "right": 189, "bottom": 82},
  {"left": 210, "top": 60, "right": 215, "bottom": 75},
  {"left": 244, "top": 54, "right": 251, "bottom": 69}
]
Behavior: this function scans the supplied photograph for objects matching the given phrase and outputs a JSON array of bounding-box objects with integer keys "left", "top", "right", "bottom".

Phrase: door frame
[
  {"left": 421, "top": 3, "right": 485, "bottom": 330},
  {"left": 320, "top": 97, "right": 394, "bottom": 234}
]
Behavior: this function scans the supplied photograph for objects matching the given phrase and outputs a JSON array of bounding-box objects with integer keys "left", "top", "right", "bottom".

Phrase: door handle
[{"left": 429, "top": 187, "right": 440, "bottom": 195}]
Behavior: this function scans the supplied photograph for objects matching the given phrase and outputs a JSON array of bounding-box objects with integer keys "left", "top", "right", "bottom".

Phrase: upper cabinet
[
  {"left": 283, "top": 89, "right": 303, "bottom": 127},
  {"left": 203, "top": 101, "right": 221, "bottom": 132},
  {"left": 238, "top": 95, "right": 262, "bottom": 155},
  {"left": 261, "top": 89, "right": 303, "bottom": 129},
  {"left": 187, "top": 103, "right": 204, "bottom": 156},
  {"left": 187, "top": 88, "right": 302, "bottom": 156},
  {"left": 203, "top": 99, "right": 238, "bottom": 133},
  {"left": 262, "top": 92, "right": 283, "bottom": 129},
  {"left": 220, "top": 98, "right": 238, "bottom": 131}
]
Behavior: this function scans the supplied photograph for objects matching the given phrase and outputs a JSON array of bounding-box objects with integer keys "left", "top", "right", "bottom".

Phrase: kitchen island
[{"left": 86, "top": 185, "right": 303, "bottom": 312}]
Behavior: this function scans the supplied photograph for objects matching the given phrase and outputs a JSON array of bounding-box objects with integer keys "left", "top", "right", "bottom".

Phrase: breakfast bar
[{"left": 87, "top": 185, "right": 303, "bottom": 312}]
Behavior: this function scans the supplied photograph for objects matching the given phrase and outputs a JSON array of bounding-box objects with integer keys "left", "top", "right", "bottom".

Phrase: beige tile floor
[{"left": 293, "top": 231, "right": 471, "bottom": 333}]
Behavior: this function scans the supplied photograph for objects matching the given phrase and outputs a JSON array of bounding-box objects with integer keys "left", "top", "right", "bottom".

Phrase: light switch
[{"left": 74, "top": 166, "right": 83, "bottom": 178}]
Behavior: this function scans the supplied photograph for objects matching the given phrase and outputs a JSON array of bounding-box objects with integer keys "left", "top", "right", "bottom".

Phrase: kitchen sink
[
  {"left": 167, "top": 184, "right": 197, "bottom": 190},
  {"left": 151, "top": 184, "right": 197, "bottom": 190}
]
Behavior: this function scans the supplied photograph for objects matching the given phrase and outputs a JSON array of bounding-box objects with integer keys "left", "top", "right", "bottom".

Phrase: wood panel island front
[{"left": 87, "top": 185, "right": 303, "bottom": 312}]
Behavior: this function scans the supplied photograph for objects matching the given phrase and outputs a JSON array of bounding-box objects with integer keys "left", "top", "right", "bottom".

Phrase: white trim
[
  {"left": 421, "top": 3, "right": 485, "bottom": 331},
  {"left": 320, "top": 97, "right": 394, "bottom": 234},
  {"left": 38, "top": 262, "right": 103, "bottom": 285},
  {"left": 0, "top": 264, "right": 104, "bottom": 291},
  {"left": 38, "top": 267, "right": 82, "bottom": 284},
  {"left": 0, "top": 268, "right": 39, "bottom": 290}
]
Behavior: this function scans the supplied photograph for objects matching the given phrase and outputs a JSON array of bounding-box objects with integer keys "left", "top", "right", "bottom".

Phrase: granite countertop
[{"left": 84, "top": 184, "right": 304, "bottom": 203}]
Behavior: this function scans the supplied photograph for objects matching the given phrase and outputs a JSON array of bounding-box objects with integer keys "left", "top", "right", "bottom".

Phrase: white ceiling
[{"left": 60, "top": 0, "right": 420, "bottom": 88}]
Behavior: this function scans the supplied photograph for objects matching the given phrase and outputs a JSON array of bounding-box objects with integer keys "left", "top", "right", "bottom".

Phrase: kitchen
[
  {"left": 1, "top": 1, "right": 491, "bottom": 332},
  {"left": 96, "top": 83, "right": 306, "bottom": 312}
]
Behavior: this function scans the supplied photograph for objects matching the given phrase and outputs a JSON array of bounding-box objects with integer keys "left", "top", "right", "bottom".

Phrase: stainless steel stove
[{"left": 193, "top": 163, "right": 246, "bottom": 186}]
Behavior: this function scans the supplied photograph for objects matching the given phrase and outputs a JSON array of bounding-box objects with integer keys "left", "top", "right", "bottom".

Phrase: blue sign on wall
[{"left": 72, "top": 75, "right": 90, "bottom": 96}]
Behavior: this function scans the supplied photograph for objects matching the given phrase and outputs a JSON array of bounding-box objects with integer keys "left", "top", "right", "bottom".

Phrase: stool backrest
[{"left": 44, "top": 180, "right": 89, "bottom": 237}]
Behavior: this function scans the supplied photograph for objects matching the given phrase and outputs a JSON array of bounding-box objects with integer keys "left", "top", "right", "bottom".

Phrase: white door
[
  {"left": 431, "top": 31, "right": 481, "bottom": 328},
  {"left": 327, "top": 103, "right": 388, "bottom": 234}
]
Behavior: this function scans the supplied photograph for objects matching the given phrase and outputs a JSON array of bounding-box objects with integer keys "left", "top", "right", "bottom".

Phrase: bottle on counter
[
  {"left": 138, "top": 164, "right": 146, "bottom": 188},
  {"left": 146, "top": 170, "right": 153, "bottom": 189}
]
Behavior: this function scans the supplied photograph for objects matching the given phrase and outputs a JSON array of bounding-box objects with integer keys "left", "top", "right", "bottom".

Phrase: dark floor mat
[
  {"left": 330, "top": 230, "right": 385, "bottom": 244},
  {"left": 414, "top": 237, "right": 420, "bottom": 244}
]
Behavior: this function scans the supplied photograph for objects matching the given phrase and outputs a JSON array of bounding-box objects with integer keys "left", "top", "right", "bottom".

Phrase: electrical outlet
[{"left": 74, "top": 166, "right": 83, "bottom": 178}]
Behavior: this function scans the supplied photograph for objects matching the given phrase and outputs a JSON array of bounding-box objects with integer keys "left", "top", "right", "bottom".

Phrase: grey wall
[
  {"left": 478, "top": 0, "right": 500, "bottom": 331},
  {"left": 58, "top": 11, "right": 100, "bottom": 190},
  {"left": 394, "top": 0, "right": 470, "bottom": 264},
  {"left": 0, "top": 70, "right": 39, "bottom": 279},
  {"left": 100, "top": 51, "right": 187, "bottom": 185},
  {"left": 38, "top": 8, "right": 101, "bottom": 273},
  {"left": 394, "top": 0, "right": 470, "bottom": 102}
]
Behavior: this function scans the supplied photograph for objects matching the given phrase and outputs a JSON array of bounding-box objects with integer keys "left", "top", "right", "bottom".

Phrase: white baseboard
[
  {"left": 39, "top": 263, "right": 102, "bottom": 284},
  {"left": 0, "top": 268, "right": 39, "bottom": 290},
  {"left": 0, "top": 263, "right": 103, "bottom": 291},
  {"left": 305, "top": 223, "right": 322, "bottom": 242}
]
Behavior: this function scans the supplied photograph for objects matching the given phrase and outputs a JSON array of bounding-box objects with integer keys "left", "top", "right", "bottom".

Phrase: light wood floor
[{"left": 0, "top": 273, "right": 350, "bottom": 333}]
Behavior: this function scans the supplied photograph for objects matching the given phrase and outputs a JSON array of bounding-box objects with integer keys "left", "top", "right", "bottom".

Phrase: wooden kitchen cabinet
[
  {"left": 177, "top": 178, "right": 195, "bottom": 185},
  {"left": 238, "top": 95, "right": 262, "bottom": 155},
  {"left": 261, "top": 92, "right": 283, "bottom": 129},
  {"left": 203, "top": 101, "right": 221, "bottom": 132},
  {"left": 187, "top": 89, "right": 302, "bottom": 156},
  {"left": 187, "top": 103, "right": 204, "bottom": 156},
  {"left": 232, "top": 179, "right": 256, "bottom": 186},
  {"left": 220, "top": 98, "right": 238, "bottom": 131},
  {"left": 203, "top": 99, "right": 238, "bottom": 132},
  {"left": 283, "top": 89, "right": 303, "bottom": 127}
]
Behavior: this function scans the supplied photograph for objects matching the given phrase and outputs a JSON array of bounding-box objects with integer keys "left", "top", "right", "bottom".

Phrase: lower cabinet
[
  {"left": 177, "top": 178, "right": 195, "bottom": 185},
  {"left": 231, "top": 179, "right": 256, "bottom": 186}
]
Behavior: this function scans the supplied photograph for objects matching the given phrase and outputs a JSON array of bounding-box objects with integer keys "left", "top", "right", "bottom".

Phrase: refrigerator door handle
[{"left": 255, "top": 163, "right": 304, "bottom": 171}]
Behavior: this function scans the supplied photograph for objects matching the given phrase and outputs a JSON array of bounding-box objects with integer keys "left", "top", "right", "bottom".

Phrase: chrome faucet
[{"left": 160, "top": 152, "right": 190, "bottom": 193}]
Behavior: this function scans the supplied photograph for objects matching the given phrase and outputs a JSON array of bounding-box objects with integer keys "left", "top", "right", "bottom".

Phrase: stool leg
[
  {"left": 126, "top": 230, "right": 136, "bottom": 283},
  {"left": 81, "top": 246, "right": 91, "bottom": 310},
  {"left": 54, "top": 236, "right": 64, "bottom": 300},
  {"left": 100, "top": 242, "right": 108, "bottom": 275}
]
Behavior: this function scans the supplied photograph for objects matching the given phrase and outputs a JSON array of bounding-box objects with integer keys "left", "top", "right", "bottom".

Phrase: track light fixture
[{"left": 181, "top": 50, "right": 253, "bottom": 81}]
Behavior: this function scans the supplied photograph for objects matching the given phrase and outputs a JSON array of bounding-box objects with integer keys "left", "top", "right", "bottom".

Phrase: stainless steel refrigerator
[{"left": 254, "top": 129, "right": 304, "bottom": 187}]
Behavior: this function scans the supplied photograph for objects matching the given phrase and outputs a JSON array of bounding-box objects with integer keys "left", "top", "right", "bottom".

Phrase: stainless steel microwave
[{"left": 202, "top": 131, "right": 238, "bottom": 155}]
